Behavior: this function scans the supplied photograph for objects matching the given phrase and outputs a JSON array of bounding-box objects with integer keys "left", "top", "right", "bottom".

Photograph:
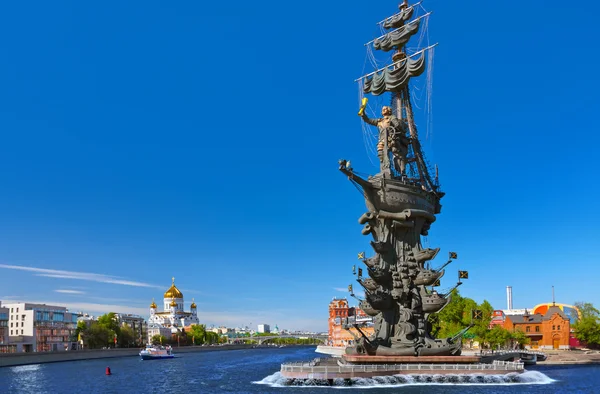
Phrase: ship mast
[{"left": 357, "top": 0, "right": 439, "bottom": 192}]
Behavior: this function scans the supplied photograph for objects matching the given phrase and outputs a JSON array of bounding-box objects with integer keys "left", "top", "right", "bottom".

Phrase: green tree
[
  {"left": 97, "top": 313, "right": 121, "bottom": 334},
  {"left": 75, "top": 321, "right": 87, "bottom": 337},
  {"left": 85, "top": 322, "right": 112, "bottom": 349},
  {"left": 471, "top": 300, "right": 494, "bottom": 343},
  {"left": 430, "top": 289, "right": 465, "bottom": 338},
  {"left": 151, "top": 334, "right": 168, "bottom": 345},
  {"left": 573, "top": 302, "right": 600, "bottom": 347},
  {"left": 429, "top": 289, "right": 493, "bottom": 345},
  {"left": 96, "top": 312, "right": 121, "bottom": 346},
  {"left": 511, "top": 328, "right": 530, "bottom": 349},
  {"left": 485, "top": 325, "right": 512, "bottom": 349},
  {"left": 119, "top": 324, "right": 135, "bottom": 347},
  {"left": 206, "top": 331, "right": 219, "bottom": 344},
  {"left": 72, "top": 321, "right": 88, "bottom": 343},
  {"left": 188, "top": 324, "right": 207, "bottom": 345}
]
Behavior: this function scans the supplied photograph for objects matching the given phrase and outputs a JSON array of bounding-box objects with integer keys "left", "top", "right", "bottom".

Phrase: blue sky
[{"left": 0, "top": 0, "right": 598, "bottom": 332}]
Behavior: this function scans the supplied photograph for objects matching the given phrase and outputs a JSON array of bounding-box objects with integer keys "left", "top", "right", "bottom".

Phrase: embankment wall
[{"left": 0, "top": 344, "right": 277, "bottom": 368}]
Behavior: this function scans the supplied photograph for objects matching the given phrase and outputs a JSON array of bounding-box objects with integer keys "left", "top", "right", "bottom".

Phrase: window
[
  {"left": 10, "top": 330, "right": 12, "bottom": 335},
  {"left": 558, "top": 325, "right": 561, "bottom": 330},
  {"left": 11, "top": 308, "right": 13, "bottom": 313},
  {"left": 21, "top": 322, "right": 23, "bottom": 327},
  {"left": 21, "top": 330, "right": 23, "bottom": 335},
  {"left": 16, "top": 308, "right": 19, "bottom": 313},
  {"left": 535, "top": 326, "right": 540, "bottom": 332},
  {"left": 10, "top": 323, "right": 13, "bottom": 328},
  {"left": 552, "top": 325, "right": 556, "bottom": 330},
  {"left": 526, "top": 326, "right": 530, "bottom": 332}
]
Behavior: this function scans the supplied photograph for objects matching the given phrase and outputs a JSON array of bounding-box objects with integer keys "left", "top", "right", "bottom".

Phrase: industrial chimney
[{"left": 506, "top": 286, "right": 513, "bottom": 310}]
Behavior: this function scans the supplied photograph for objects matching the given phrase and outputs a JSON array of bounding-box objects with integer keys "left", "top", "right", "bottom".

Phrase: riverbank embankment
[
  {"left": 542, "top": 350, "right": 600, "bottom": 365},
  {"left": 0, "top": 344, "right": 299, "bottom": 368}
]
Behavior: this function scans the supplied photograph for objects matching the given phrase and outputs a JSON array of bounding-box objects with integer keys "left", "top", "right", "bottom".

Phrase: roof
[
  {"left": 506, "top": 313, "right": 543, "bottom": 324},
  {"left": 544, "top": 306, "right": 568, "bottom": 320},
  {"left": 164, "top": 278, "right": 184, "bottom": 299},
  {"left": 506, "top": 306, "right": 570, "bottom": 325}
]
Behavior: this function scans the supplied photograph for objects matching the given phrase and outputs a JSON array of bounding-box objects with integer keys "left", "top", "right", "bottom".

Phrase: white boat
[{"left": 139, "top": 345, "right": 174, "bottom": 360}]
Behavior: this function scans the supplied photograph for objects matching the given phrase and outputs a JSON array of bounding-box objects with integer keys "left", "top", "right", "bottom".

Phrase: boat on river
[{"left": 139, "top": 345, "right": 174, "bottom": 360}]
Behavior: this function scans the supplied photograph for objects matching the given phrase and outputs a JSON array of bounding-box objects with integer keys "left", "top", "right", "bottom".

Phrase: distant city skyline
[{"left": 1, "top": 0, "right": 599, "bottom": 332}]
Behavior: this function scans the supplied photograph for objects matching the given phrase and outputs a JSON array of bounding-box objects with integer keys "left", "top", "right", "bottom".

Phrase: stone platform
[{"left": 280, "top": 357, "right": 524, "bottom": 380}]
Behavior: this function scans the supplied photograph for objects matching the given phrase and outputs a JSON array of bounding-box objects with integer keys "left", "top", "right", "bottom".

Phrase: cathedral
[{"left": 148, "top": 277, "right": 199, "bottom": 334}]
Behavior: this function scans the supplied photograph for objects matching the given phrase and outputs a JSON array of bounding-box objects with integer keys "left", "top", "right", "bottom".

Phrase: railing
[
  {"left": 281, "top": 361, "right": 524, "bottom": 373},
  {"left": 480, "top": 349, "right": 546, "bottom": 357}
]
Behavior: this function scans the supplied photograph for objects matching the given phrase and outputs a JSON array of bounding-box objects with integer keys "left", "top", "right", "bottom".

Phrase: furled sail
[
  {"left": 362, "top": 52, "right": 426, "bottom": 96},
  {"left": 374, "top": 20, "right": 421, "bottom": 52},
  {"left": 382, "top": 7, "right": 413, "bottom": 29}
]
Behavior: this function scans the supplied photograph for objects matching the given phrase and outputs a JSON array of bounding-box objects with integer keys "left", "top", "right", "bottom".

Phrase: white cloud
[
  {"left": 0, "top": 264, "right": 162, "bottom": 289},
  {"left": 54, "top": 290, "right": 86, "bottom": 295}
]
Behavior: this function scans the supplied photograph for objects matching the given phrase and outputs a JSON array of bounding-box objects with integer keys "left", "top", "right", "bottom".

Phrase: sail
[
  {"left": 362, "top": 52, "right": 426, "bottom": 96},
  {"left": 382, "top": 7, "right": 413, "bottom": 30},
  {"left": 374, "top": 19, "right": 421, "bottom": 52}
]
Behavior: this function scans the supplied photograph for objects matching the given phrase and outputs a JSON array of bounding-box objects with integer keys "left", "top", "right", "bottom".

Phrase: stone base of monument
[{"left": 280, "top": 354, "right": 525, "bottom": 381}]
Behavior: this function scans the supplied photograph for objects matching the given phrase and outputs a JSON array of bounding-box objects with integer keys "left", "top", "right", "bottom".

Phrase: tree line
[
  {"left": 431, "top": 291, "right": 600, "bottom": 349},
  {"left": 76, "top": 312, "right": 139, "bottom": 349},
  {"left": 151, "top": 324, "right": 223, "bottom": 346},
  {"left": 428, "top": 290, "right": 530, "bottom": 350},
  {"left": 572, "top": 302, "right": 600, "bottom": 348}
]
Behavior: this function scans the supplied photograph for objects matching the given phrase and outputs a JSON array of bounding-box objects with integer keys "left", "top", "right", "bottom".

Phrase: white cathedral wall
[{"left": 149, "top": 306, "right": 199, "bottom": 329}]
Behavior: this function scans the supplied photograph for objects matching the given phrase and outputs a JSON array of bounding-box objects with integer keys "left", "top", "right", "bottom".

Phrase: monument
[
  {"left": 279, "top": 0, "right": 534, "bottom": 384},
  {"left": 339, "top": 0, "right": 467, "bottom": 358}
]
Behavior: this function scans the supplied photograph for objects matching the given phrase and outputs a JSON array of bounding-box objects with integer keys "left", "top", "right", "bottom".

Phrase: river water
[{"left": 0, "top": 346, "right": 597, "bottom": 393}]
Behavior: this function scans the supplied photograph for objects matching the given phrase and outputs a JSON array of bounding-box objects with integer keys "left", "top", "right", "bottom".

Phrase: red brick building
[
  {"left": 328, "top": 298, "right": 374, "bottom": 347},
  {"left": 502, "top": 306, "right": 571, "bottom": 350}
]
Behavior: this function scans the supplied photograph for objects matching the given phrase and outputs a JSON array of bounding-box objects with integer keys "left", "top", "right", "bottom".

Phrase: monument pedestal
[{"left": 342, "top": 355, "right": 482, "bottom": 364}]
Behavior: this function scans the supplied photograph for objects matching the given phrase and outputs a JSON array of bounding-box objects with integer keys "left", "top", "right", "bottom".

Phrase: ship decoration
[{"left": 339, "top": 0, "right": 472, "bottom": 357}]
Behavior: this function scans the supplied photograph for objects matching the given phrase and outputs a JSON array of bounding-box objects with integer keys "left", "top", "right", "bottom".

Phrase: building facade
[
  {"left": 257, "top": 324, "right": 270, "bottom": 334},
  {"left": 147, "top": 323, "right": 173, "bottom": 344},
  {"left": 328, "top": 298, "right": 374, "bottom": 347},
  {"left": 115, "top": 313, "right": 147, "bottom": 346},
  {"left": 0, "top": 304, "right": 14, "bottom": 353},
  {"left": 501, "top": 306, "right": 571, "bottom": 350},
  {"left": 0, "top": 302, "right": 79, "bottom": 352},
  {"left": 147, "top": 278, "right": 199, "bottom": 337}
]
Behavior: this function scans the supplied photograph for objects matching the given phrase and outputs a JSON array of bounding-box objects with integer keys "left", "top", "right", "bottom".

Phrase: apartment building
[{"left": 1, "top": 302, "right": 80, "bottom": 352}]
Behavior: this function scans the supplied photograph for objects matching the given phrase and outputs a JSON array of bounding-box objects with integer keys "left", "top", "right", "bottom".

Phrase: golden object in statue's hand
[{"left": 358, "top": 97, "right": 368, "bottom": 116}]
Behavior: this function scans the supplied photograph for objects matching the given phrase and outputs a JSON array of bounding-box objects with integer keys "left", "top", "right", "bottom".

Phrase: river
[{"left": 0, "top": 346, "right": 597, "bottom": 393}]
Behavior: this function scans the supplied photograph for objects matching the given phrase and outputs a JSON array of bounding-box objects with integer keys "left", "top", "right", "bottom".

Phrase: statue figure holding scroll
[{"left": 360, "top": 106, "right": 410, "bottom": 175}]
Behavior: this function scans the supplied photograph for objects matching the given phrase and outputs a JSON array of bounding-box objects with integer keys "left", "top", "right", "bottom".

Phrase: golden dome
[
  {"left": 150, "top": 299, "right": 157, "bottom": 309},
  {"left": 164, "top": 277, "right": 183, "bottom": 299},
  {"left": 190, "top": 298, "right": 197, "bottom": 309}
]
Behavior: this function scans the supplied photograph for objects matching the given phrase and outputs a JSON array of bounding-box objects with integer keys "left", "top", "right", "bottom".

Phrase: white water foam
[
  {"left": 10, "top": 364, "right": 41, "bottom": 373},
  {"left": 253, "top": 371, "right": 556, "bottom": 388}
]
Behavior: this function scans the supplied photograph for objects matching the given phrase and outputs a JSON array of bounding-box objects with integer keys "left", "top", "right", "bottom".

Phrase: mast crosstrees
[{"left": 357, "top": 0, "right": 439, "bottom": 192}]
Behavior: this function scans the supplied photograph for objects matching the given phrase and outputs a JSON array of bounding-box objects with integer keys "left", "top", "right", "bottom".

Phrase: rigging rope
[{"left": 426, "top": 46, "right": 434, "bottom": 141}]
